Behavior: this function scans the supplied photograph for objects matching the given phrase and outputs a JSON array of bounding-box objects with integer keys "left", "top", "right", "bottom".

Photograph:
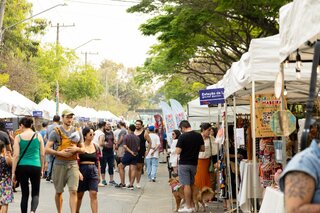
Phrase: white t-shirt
[
  {"left": 93, "top": 129, "right": 104, "bottom": 146},
  {"left": 113, "top": 128, "right": 121, "bottom": 143},
  {"left": 169, "top": 139, "right": 178, "bottom": 167},
  {"left": 146, "top": 133, "right": 161, "bottom": 159}
]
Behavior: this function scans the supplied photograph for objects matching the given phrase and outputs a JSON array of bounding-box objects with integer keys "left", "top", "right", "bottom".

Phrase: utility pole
[
  {"left": 51, "top": 22, "right": 74, "bottom": 114},
  {"left": 0, "top": 0, "right": 6, "bottom": 43},
  {"left": 81, "top": 52, "right": 98, "bottom": 66},
  {"left": 51, "top": 22, "right": 75, "bottom": 48}
]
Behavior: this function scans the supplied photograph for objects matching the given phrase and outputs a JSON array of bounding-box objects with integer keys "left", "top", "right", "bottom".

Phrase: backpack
[
  {"left": 54, "top": 126, "right": 81, "bottom": 161},
  {"left": 104, "top": 131, "right": 114, "bottom": 149}
]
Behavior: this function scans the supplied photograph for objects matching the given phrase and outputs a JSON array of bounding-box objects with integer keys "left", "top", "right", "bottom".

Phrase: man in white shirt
[
  {"left": 93, "top": 121, "right": 106, "bottom": 187},
  {"left": 145, "top": 125, "right": 160, "bottom": 182}
]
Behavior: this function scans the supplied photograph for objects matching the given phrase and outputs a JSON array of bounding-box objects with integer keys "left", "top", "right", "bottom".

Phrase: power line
[{"left": 66, "top": 0, "right": 139, "bottom": 6}]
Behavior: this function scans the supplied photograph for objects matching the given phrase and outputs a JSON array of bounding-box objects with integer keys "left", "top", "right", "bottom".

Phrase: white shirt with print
[{"left": 146, "top": 133, "right": 161, "bottom": 159}]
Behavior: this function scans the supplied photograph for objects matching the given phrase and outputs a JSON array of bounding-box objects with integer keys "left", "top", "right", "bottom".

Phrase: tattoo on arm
[{"left": 285, "top": 171, "right": 315, "bottom": 200}]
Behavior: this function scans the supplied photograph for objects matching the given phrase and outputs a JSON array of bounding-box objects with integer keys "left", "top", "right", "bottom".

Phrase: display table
[
  {"left": 260, "top": 187, "right": 284, "bottom": 213},
  {"left": 238, "top": 160, "right": 264, "bottom": 213}
]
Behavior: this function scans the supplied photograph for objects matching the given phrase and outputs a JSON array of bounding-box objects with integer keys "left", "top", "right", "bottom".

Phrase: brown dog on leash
[{"left": 168, "top": 177, "right": 215, "bottom": 212}]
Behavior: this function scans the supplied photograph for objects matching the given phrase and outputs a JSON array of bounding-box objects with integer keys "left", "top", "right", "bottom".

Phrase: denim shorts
[
  {"left": 78, "top": 164, "right": 99, "bottom": 192},
  {"left": 121, "top": 152, "right": 138, "bottom": 166},
  {"left": 178, "top": 164, "right": 197, "bottom": 185}
]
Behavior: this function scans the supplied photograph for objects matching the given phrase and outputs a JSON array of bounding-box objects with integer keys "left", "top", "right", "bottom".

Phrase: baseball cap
[
  {"left": 148, "top": 125, "right": 155, "bottom": 131},
  {"left": 62, "top": 109, "right": 74, "bottom": 117}
]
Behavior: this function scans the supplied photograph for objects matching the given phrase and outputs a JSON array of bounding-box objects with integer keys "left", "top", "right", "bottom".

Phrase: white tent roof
[
  {"left": 207, "top": 52, "right": 250, "bottom": 99},
  {"left": 187, "top": 98, "right": 250, "bottom": 123},
  {"left": 279, "top": 0, "right": 320, "bottom": 62},
  {"left": 0, "top": 109, "right": 17, "bottom": 118},
  {"left": 0, "top": 86, "right": 34, "bottom": 115}
]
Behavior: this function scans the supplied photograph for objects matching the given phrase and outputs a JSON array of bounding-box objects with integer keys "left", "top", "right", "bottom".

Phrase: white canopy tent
[
  {"left": 0, "top": 86, "right": 45, "bottom": 116},
  {"left": 279, "top": 0, "right": 320, "bottom": 62},
  {"left": 0, "top": 109, "right": 17, "bottom": 118}
]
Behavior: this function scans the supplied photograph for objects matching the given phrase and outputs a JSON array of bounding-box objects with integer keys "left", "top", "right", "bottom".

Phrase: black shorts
[
  {"left": 121, "top": 152, "right": 138, "bottom": 166},
  {"left": 137, "top": 152, "right": 145, "bottom": 164},
  {"left": 78, "top": 164, "right": 99, "bottom": 192}
]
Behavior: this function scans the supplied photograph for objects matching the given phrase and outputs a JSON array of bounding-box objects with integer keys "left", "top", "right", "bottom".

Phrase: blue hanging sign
[
  {"left": 5, "top": 122, "right": 13, "bottom": 130},
  {"left": 199, "top": 88, "right": 225, "bottom": 105},
  {"left": 32, "top": 111, "right": 43, "bottom": 118}
]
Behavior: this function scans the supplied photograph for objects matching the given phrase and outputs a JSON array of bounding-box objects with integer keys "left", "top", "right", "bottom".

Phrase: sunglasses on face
[{"left": 89, "top": 133, "right": 95, "bottom": 136}]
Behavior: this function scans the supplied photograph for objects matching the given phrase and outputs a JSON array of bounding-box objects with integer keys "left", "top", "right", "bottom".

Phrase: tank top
[
  {"left": 18, "top": 134, "right": 41, "bottom": 167},
  {"left": 137, "top": 130, "right": 146, "bottom": 153},
  {"left": 78, "top": 152, "right": 97, "bottom": 163}
]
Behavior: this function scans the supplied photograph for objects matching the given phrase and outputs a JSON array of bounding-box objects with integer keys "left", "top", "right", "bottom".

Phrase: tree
[
  {"left": 62, "top": 65, "right": 104, "bottom": 102},
  {"left": 159, "top": 75, "right": 205, "bottom": 106},
  {"left": 1, "top": 0, "right": 47, "bottom": 59},
  {"left": 128, "top": 0, "right": 289, "bottom": 85}
]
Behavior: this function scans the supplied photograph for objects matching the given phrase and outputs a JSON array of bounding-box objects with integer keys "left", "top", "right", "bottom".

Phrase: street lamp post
[
  {"left": 0, "top": 3, "right": 67, "bottom": 42},
  {"left": 73, "top": 38, "right": 101, "bottom": 50}
]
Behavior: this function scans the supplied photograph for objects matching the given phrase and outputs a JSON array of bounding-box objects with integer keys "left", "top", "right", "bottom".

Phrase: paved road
[{"left": 9, "top": 163, "right": 224, "bottom": 213}]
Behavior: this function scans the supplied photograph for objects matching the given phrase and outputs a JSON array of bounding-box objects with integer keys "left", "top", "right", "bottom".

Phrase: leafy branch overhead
[{"left": 128, "top": 0, "right": 289, "bottom": 86}]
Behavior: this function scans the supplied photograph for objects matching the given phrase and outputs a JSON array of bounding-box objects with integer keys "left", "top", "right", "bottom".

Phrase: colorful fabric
[{"left": 0, "top": 156, "right": 14, "bottom": 205}]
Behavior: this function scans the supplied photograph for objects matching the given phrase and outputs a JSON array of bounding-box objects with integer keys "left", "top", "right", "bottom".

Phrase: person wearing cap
[
  {"left": 45, "top": 109, "right": 84, "bottom": 213},
  {"left": 145, "top": 125, "right": 160, "bottom": 182}
]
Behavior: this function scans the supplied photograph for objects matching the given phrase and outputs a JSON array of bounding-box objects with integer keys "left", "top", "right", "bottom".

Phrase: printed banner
[
  {"left": 154, "top": 114, "right": 164, "bottom": 152},
  {"left": 169, "top": 99, "right": 186, "bottom": 128},
  {"left": 252, "top": 94, "right": 282, "bottom": 138},
  {"left": 199, "top": 88, "right": 224, "bottom": 105}
]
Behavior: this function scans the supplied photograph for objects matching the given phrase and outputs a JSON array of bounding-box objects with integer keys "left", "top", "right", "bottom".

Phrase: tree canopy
[{"left": 128, "top": 0, "right": 289, "bottom": 86}]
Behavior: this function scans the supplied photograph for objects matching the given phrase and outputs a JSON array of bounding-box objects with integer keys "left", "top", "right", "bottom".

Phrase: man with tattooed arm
[{"left": 279, "top": 139, "right": 320, "bottom": 213}]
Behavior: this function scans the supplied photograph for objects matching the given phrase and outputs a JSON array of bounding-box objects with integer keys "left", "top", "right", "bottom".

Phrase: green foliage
[
  {"left": 1, "top": 0, "right": 48, "bottom": 58},
  {"left": 30, "top": 44, "right": 77, "bottom": 101},
  {"left": 62, "top": 65, "right": 104, "bottom": 101},
  {"left": 0, "top": 73, "right": 9, "bottom": 86},
  {"left": 159, "top": 75, "right": 206, "bottom": 106},
  {"left": 128, "top": 0, "right": 290, "bottom": 87}
]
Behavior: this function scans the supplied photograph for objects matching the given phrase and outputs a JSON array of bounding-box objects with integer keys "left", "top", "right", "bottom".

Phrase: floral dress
[{"left": 0, "top": 156, "right": 13, "bottom": 205}]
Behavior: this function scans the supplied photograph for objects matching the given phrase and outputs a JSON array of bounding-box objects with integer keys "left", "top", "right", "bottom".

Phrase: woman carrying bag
[{"left": 12, "top": 117, "right": 45, "bottom": 213}]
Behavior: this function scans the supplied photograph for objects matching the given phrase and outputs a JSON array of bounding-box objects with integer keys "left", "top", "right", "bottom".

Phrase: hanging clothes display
[{"left": 258, "top": 138, "right": 281, "bottom": 188}]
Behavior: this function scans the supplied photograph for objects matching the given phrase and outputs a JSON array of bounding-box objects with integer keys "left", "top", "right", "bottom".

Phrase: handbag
[{"left": 15, "top": 133, "right": 36, "bottom": 179}]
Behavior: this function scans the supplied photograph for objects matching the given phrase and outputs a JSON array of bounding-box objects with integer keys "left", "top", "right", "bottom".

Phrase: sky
[{"left": 28, "top": 0, "right": 157, "bottom": 68}]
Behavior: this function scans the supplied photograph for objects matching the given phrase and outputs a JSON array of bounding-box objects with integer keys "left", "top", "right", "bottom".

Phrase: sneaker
[
  {"left": 102, "top": 180, "right": 107, "bottom": 185},
  {"left": 109, "top": 180, "right": 117, "bottom": 185},
  {"left": 127, "top": 185, "right": 134, "bottom": 190},
  {"left": 178, "top": 207, "right": 193, "bottom": 213},
  {"left": 46, "top": 177, "right": 51, "bottom": 182},
  {"left": 115, "top": 183, "right": 126, "bottom": 188},
  {"left": 136, "top": 184, "right": 141, "bottom": 189},
  {"left": 98, "top": 183, "right": 105, "bottom": 187},
  {"left": 152, "top": 179, "right": 156, "bottom": 182}
]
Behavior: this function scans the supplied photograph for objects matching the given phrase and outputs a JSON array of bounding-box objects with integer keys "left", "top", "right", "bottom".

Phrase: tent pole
[
  {"left": 233, "top": 95, "right": 239, "bottom": 213},
  {"left": 280, "top": 63, "right": 287, "bottom": 168},
  {"left": 225, "top": 101, "right": 233, "bottom": 210},
  {"left": 252, "top": 81, "right": 257, "bottom": 213}
]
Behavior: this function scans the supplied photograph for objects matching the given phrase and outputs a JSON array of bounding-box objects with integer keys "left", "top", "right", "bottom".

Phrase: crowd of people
[
  {"left": 0, "top": 109, "right": 165, "bottom": 213},
  {"left": 0, "top": 109, "right": 229, "bottom": 213}
]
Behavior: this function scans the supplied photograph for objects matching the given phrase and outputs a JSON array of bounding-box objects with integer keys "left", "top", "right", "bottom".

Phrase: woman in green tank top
[{"left": 12, "top": 117, "right": 45, "bottom": 213}]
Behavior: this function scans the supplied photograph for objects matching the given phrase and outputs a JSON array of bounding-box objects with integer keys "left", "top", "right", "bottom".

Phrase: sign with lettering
[
  {"left": 32, "top": 111, "right": 43, "bottom": 118},
  {"left": 199, "top": 88, "right": 224, "bottom": 105}
]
